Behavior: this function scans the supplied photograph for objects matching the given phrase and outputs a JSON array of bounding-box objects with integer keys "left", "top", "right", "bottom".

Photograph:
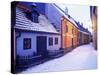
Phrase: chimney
[{"left": 31, "top": 4, "right": 40, "bottom": 23}]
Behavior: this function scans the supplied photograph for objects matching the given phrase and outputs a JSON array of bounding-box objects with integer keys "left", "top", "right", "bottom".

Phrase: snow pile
[
  {"left": 15, "top": 7, "right": 59, "bottom": 33},
  {"left": 21, "top": 43, "right": 97, "bottom": 73}
]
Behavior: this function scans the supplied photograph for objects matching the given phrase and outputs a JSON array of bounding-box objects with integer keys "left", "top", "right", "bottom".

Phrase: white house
[{"left": 15, "top": 4, "right": 62, "bottom": 59}]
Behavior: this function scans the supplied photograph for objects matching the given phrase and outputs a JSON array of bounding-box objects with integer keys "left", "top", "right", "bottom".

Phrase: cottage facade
[{"left": 14, "top": 2, "right": 62, "bottom": 59}]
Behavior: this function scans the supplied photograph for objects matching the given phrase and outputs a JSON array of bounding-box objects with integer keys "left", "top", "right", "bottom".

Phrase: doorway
[{"left": 37, "top": 36, "right": 48, "bottom": 57}]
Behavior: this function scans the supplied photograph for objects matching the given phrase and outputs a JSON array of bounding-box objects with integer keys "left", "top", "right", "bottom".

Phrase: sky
[{"left": 56, "top": 3, "right": 92, "bottom": 33}]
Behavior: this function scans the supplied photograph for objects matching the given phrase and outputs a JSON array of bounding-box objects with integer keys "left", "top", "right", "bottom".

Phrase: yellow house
[{"left": 61, "top": 16, "right": 79, "bottom": 53}]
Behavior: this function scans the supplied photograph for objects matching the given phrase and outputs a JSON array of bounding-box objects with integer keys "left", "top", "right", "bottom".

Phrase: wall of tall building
[{"left": 90, "top": 6, "right": 97, "bottom": 50}]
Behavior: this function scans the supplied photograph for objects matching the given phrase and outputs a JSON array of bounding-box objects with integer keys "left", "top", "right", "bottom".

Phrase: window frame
[
  {"left": 55, "top": 37, "right": 58, "bottom": 45},
  {"left": 66, "top": 24, "right": 68, "bottom": 33},
  {"left": 49, "top": 37, "right": 53, "bottom": 46},
  {"left": 23, "top": 38, "right": 31, "bottom": 50}
]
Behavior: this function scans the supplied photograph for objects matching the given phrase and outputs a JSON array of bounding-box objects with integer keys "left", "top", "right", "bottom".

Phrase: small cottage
[{"left": 14, "top": 2, "right": 62, "bottom": 61}]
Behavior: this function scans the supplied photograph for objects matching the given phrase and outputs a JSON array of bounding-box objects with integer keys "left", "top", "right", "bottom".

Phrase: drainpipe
[{"left": 16, "top": 31, "right": 21, "bottom": 38}]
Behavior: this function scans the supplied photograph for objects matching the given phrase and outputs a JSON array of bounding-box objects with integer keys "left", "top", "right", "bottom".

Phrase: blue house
[{"left": 14, "top": 2, "right": 63, "bottom": 61}]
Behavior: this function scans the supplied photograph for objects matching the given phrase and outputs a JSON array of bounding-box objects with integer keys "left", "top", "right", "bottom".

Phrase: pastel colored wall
[
  {"left": 61, "top": 16, "right": 73, "bottom": 50},
  {"left": 16, "top": 31, "right": 61, "bottom": 56}
]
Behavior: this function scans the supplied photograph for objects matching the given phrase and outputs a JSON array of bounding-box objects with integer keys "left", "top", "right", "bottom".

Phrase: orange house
[
  {"left": 72, "top": 25, "right": 78, "bottom": 48},
  {"left": 61, "top": 16, "right": 78, "bottom": 53}
]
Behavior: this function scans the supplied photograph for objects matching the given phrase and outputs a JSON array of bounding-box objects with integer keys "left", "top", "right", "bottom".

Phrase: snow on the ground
[{"left": 21, "top": 43, "right": 97, "bottom": 73}]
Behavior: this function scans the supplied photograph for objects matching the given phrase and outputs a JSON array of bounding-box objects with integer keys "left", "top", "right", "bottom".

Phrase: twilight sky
[{"left": 56, "top": 3, "right": 92, "bottom": 33}]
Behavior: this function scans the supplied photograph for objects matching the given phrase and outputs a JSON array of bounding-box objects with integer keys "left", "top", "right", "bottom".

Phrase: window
[
  {"left": 66, "top": 25, "right": 68, "bottom": 33},
  {"left": 72, "top": 28, "right": 74, "bottom": 34},
  {"left": 55, "top": 37, "right": 58, "bottom": 45},
  {"left": 23, "top": 38, "right": 31, "bottom": 49},
  {"left": 49, "top": 37, "right": 53, "bottom": 46}
]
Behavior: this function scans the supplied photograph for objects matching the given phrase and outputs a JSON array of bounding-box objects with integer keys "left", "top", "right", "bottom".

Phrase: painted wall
[
  {"left": 78, "top": 32, "right": 82, "bottom": 45},
  {"left": 47, "top": 34, "right": 61, "bottom": 51},
  {"left": 61, "top": 16, "right": 73, "bottom": 50},
  {"left": 61, "top": 16, "right": 79, "bottom": 53},
  {"left": 73, "top": 26, "right": 78, "bottom": 47},
  {"left": 16, "top": 31, "right": 61, "bottom": 56},
  {"left": 16, "top": 32, "right": 36, "bottom": 56}
]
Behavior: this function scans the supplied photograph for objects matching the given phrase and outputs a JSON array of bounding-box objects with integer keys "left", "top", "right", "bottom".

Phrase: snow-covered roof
[
  {"left": 53, "top": 4, "right": 79, "bottom": 28},
  {"left": 75, "top": 21, "right": 91, "bottom": 35},
  {"left": 78, "top": 30, "right": 89, "bottom": 35},
  {"left": 15, "top": 7, "right": 59, "bottom": 34},
  {"left": 53, "top": 4, "right": 90, "bottom": 35}
]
